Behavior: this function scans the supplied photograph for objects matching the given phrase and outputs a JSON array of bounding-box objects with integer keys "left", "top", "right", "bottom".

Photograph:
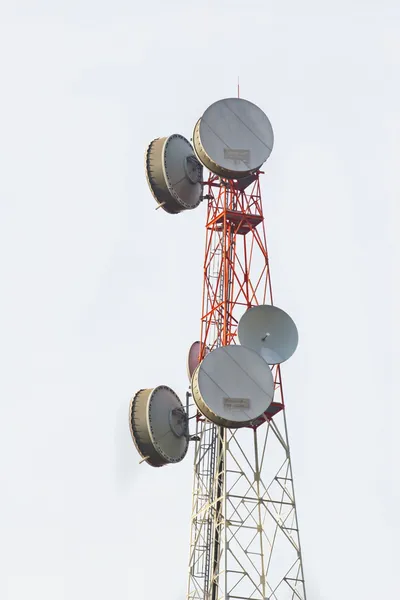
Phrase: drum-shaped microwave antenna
[
  {"left": 129, "top": 386, "right": 189, "bottom": 467},
  {"left": 238, "top": 304, "right": 299, "bottom": 365},
  {"left": 187, "top": 341, "right": 210, "bottom": 382},
  {"left": 192, "top": 98, "right": 274, "bottom": 180},
  {"left": 145, "top": 134, "right": 203, "bottom": 214},
  {"left": 191, "top": 345, "right": 274, "bottom": 428}
]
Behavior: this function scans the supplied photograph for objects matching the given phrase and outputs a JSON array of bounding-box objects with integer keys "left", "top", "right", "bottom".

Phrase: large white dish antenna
[
  {"left": 238, "top": 305, "right": 298, "bottom": 365},
  {"left": 129, "top": 386, "right": 189, "bottom": 467},
  {"left": 191, "top": 345, "right": 274, "bottom": 428},
  {"left": 145, "top": 134, "right": 203, "bottom": 214},
  {"left": 193, "top": 98, "right": 274, "bottom": 180},
  {"left": 187, "top": 341, "right": 210, "bottom": 382}
]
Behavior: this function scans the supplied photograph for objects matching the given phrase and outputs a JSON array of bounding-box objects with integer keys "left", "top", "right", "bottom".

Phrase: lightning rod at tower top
[{"left": 129, "top": 96, "right": 308, "bottom": 600}]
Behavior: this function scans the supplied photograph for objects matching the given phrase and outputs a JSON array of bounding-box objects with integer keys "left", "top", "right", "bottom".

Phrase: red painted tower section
[{"left": 199, "top": 173, "right": 285, "bottom": 426}]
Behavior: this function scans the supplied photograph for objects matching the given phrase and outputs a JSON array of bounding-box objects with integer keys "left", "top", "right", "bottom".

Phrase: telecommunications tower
[{"left": 129, "top": 97, "right": 307, "bottom": 600}]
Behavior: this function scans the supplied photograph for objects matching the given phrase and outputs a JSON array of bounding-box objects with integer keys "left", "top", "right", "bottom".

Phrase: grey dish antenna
[
  {"left": 145, "top": 134, "right": 203, "bottom": 214},
  {"left": 193, "top": 98, "right": 274, "bottom": 180},
  {"left": 191, "top": 345, "right": 274, "bottom": 428},
  {"left": 238, "top": 305, "right": 299, "bottom": 365},
  {"left": 129, "top": 386, "right": 189, "bottom": 467}
]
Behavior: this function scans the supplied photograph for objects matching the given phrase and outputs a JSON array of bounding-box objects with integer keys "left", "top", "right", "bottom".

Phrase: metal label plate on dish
[
  {"left": 223, "top": 398, "right": 250, "bottom": 410},
  {"left": 224, "top": 149, "right": 250, "bottom": 164}
]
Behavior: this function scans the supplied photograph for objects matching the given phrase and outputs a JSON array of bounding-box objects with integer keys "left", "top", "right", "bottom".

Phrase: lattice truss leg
[
  {"left": 188, "top": 408, "right": 306, "bottom": 600},
  {"left": 187, "top": 175, "right": 307, "bottom": 600}
]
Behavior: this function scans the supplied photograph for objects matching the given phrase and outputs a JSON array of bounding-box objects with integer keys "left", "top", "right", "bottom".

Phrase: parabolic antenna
[
  {"left": 191, "top": 345, "right": 274, "bottom": 428},
  {"left": 145, "top": 134, "right": 203, "bottom": 214},
  {"left": 187, "top": 341, "right": 210, "bottom": 382},
  {"left": 238, "top": 304, "right": 299, "bottom": 365},
  {"left": 192, "top": 98, "right": 274, "bottom": 180},
  {"left": 129, "top": 386, "right": 189, "bottom": 467}
]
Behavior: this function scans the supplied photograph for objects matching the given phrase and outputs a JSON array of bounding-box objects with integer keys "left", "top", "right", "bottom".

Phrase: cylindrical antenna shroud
[
  {"left": 145, "top": 134, "right": 203, "bottom": 214},
  {"left": 129, "top": 386, "right": 189, "bottom": 467},
  {"left": 192, "top": 98, "right": 274, "bottom": 180},
  {"left": 191, "top": 345, "right": 274, "bottom": 428}
]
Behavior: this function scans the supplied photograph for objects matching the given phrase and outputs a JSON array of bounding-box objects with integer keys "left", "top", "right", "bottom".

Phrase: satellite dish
[
  {"left": 145, "top": 134, "right": 203, "bottom": 214},
  {"left": 129, "top": 386, "right": 189, "bottom": 467},
  {"left": 191, "top": 345, "right": 274, "bottom": 428},
  {"left": 193, "top": 98, "right": 274, "bottom": 180},
  {"left": 238, "top": 305, "right": 298, "bottom": 365},
  {"left": 187, "top": 341, "right": 210, "bottom": 382}
]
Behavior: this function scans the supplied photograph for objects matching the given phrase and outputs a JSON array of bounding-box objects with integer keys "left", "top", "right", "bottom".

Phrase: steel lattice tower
[{"left": 187, "top": 173, "right": 307, "bottom": 600}]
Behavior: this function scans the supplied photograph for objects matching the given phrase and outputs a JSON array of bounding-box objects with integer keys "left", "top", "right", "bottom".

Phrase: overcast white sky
[{"left": 0, "top": 1, "right": 399, "bottom": 599}]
